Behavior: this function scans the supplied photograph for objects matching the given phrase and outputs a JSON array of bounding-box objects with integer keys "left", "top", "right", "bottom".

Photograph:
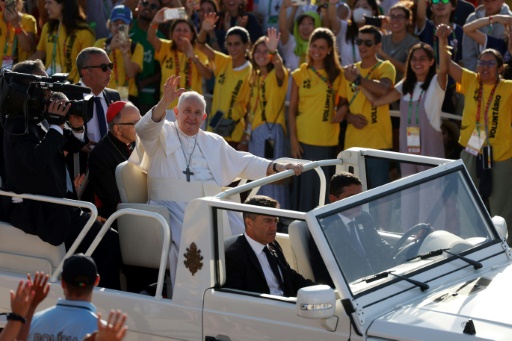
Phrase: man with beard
[{"left": 130, "top": 0, "right": 165, "bottom": 113}]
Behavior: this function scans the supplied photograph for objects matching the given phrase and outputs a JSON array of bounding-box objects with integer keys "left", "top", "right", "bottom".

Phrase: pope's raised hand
[{"left": 162, "top": 75, "right": 186, "bottom": 106}]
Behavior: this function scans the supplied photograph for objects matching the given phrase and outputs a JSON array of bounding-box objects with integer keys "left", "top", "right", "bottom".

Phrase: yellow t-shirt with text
[
  {"left": 338, "top": 60, "right": 395, "bottom": 150},
  {"left": 37, "top": 23, "right": 95, "bottom": 83},
  {"left": 209, "top": 51, "right": 252, "bottom": 142},
  {"left": 291, "top": 63, "right": 341, "bottom": 146},
  {"left": 249, "top": 68, "right": 288, "bottom": 133},
  {"left": 94, "top": 38, "right": 144, "bottom": 97},
  {"left": 457, "top": 69, "right": 512, "bottom": 161},
  {"left": 155, "top": 39, "right": 209, "bottom": 108},
  {"left": 0, "top": 13, "right": 37, "bottom": 65}
]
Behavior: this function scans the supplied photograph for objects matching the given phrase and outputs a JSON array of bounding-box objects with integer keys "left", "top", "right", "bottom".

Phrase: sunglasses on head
[
  {"left": 356, "top": 39, "right": 375, "bottom": 47},
  {"left": 83, "top": 63, "right": 114, "bottom": 72},
  {"left": 431, "top": 0, "right": 451, "bottom": 5},
  {"left": 141, "top": 0, "right": 159, "bottom": 10}
]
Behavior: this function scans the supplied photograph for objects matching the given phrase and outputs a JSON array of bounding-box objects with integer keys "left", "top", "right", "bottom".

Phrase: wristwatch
[{"left": 353, "top": 75, "right": 362, "bottom": 86}]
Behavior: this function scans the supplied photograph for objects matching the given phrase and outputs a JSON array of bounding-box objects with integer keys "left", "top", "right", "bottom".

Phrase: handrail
[
  {"left": 93, "top": 208, "right": 170, "bottom": 300},
  {"left": 0, "top": 189, "right": 98, "bottom": 283},
  {"left": 217, "top": 158, "right": 344, "bottom": 208}
]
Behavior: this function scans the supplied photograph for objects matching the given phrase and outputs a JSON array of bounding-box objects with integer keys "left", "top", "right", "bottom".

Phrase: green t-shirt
[{"left": 130, "top": 21, "right": 165, "bottom": 104}]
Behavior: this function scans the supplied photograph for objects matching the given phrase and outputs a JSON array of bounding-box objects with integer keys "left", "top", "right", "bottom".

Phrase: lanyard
[
  {"left": 51, "top": 31, "right": 59, "bottom": 73},
  {"left": 476, "top": 81, "right": 498, "bottom": 142},
  {"left": 174, "top": 49, "right": 191, "bottom": 90},
  {"left": 349, "top": 61, "right": 382, "bottom": 106},
  {"left": 407, "top": 88, "right": 424, "bottom": 126}
]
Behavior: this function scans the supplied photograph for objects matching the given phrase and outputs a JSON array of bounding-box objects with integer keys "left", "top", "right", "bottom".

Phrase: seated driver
[
  {"left": 225, "top": 195, "right": 314, "bottom": 296},
  {"left": 310, "top": 172, "right": 394, "bottom": 285}
]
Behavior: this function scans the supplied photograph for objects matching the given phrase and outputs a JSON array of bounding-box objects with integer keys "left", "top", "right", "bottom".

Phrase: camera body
[{"left": 0, "top": 69, "right": 93, "bottom": 125}]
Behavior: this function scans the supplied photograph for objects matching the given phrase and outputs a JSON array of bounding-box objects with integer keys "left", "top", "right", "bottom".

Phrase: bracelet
[
  {"left": 353, "top": 74, "right": 362, "bottom": 86},
  {"left": 489, "top": 16, "right": 493, "bottom": 25},
  {"left": 13, "top": 27, "right": 23, "bottom": 35},
  {"left": 268, "top": 50, "right": 278, "bottom": 55},
  {"left": 273, "top": 162, "right": 279, "bottom": 173},
  {"left": 150, "top": 22, "right": 159, "bottom": 29},
  {"left": 7, "top": 313, "right": 26, "bottom": 324}
]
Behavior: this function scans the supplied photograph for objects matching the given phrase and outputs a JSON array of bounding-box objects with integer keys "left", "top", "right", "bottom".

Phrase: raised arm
[
  {"left": 278, "top": 0, "right": 297, "bottom": 45},
  {"left": 463, "top": 15, "right": 512, "bottom": 47},
  {"left": 361, "top": 86, "right": 401, "bottom": 107},
  {"left": 183, "top": 38, "right": 212, "bottom": 80},
  {"left": 17, "top": 272, "right": 50, "bottom": 341},
  {"left": 437, "top": 24, "right": 462, "bottom": 84},
  {"left": 4, "top": 8, "right": 35, "bottom": 54},
  {"left": 327, "top": 0, "right": 341, "bottom": 35},
  {"left": 148, "top": 8, "right": 168, "bottom": 52},
  {"left": 266, "top": 28, "right": 286, "bottom": 85},
  {"left": 416, "top": 0, "right": 427, "bottom": 33},
  {"left": 196, "top": 12, "right": 218, "bottom": 62}
]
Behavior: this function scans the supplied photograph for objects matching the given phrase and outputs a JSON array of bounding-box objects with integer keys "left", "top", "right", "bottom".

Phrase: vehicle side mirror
[
  {"left": 492, "top": 216, "right": 508, "bottom": 241},
  {"left": 296, "top": 285, "right": 335, "bottom": 319}
]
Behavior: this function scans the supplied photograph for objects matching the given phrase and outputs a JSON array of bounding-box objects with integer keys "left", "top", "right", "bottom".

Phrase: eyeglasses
[
  {"left": 356, "top": 39, "right": 375, "bottom": 47},
  {"left": 431, "top": 0, "right": 451, "bottom": 5},
  {"left": 389, "top": 14, "right": 407, "bottom": 20},
  {"left": 477, "top": 60, "right": 498, "bottom": 67},
  {"left": 83, "top": 63, "right": 114, "bottom": 72},
  {"left": 141, "top": 0, "right": 159, "bottom": 10},
  {"left": 116, "top": 120, "right": 140, "bottom": 126}
]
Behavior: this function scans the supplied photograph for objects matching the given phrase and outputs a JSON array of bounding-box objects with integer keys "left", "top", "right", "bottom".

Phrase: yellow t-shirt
[
  {"left": 37, "top": 23, "right": 95, "bottom": 83},
  {"left": 457, "top": 69, "right": 512, "bottom": 161},
  {"left": 0, "top": 13, "right": 37, "bottom": 65},
  {"left": 155, "top": 39, "right": 209, "bottom": 108},
  {"left": 209, "top": 51, "right": 252, "bottom": 142},
  {"left": 248, "top": 68, "right": 288, "bottom": 133},
  {"left": 291, "top": 63, "right": 342, "bottom": 146},
  {"left": 338, "top": 60, "right": 395, "bottom": 150},
  {"left": 94, "top": 38, "right": 144, "bottom": 97}
]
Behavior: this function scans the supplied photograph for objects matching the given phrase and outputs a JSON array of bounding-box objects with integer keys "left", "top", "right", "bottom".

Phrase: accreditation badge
[
  {"left": 117, "top": 86, "right": 129, "bottom": 101},
  {"left": 407, "top": 126, "right": 421, "bottom": 154},
  {"left": 1, "top": 56, "right": 13, "bottom": 70},
  {"left": 465, "top": 128, "right": 486, "bottom": 156}
]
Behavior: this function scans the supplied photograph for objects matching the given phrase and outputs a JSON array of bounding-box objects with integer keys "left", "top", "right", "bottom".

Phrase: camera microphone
[{"left": 38, "top": 82, "right": 92, "bottom": 95}]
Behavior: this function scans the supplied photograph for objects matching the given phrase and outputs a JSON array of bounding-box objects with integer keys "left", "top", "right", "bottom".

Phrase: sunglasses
[
  {"left": 141, "top": 0, "right": 159, "bottom": 10},
  {"left": 83, "top": 63, "right": 114, "bottom": 72},
  {"left": 356, "top": 39, "right": 375, "bottom": 47},
  {"left": 431, "top": 0, "right": 451, "bottom": 4}
]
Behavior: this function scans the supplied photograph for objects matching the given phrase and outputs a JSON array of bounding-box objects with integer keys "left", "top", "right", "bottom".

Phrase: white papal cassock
[{"left": 129, "top": 112, "right": 271, "bottom": 290}]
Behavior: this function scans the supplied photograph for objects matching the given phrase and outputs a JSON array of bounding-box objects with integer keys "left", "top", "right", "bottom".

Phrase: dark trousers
[{"left": 63, "top": 208, "right": 121, "bottom": 290}]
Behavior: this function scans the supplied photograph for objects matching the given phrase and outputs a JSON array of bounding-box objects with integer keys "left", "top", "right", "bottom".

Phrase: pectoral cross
[{"left": 183, "top": 167, "right": 194, "bottom": 182}]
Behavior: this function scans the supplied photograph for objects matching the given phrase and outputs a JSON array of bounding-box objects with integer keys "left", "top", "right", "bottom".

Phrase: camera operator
[{"left": 1, "top": 60, "right": 121, "bottom": 290}]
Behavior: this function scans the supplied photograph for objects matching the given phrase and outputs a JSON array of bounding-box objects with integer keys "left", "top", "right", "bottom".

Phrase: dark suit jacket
[
  {"left": 66, "top": 87, "right": 121, "bottom": 176},
  {"left": 225, "top": 235, "right": 314, "bottom": 297},
  {"left": 310, "top": 212, "right": 394, "bottom": 285},
  {"left": 2, "top": 119, "right": 87, "bottom": 245},
  {"left": 88, "top": 131, "right": 132, "bottom": 218}
]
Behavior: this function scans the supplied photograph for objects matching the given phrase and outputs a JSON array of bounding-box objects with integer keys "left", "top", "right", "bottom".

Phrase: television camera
[{"left": 0, "top": 69, "right": 93, "bottom": 126}]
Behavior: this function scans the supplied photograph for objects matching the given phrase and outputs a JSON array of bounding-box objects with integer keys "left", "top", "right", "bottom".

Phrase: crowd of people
[{"left": 1, "top": 0, "right": 512, "bottom": 313}]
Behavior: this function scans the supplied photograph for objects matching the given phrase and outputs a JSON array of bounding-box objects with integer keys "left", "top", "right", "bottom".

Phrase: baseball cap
[
  {"left": 111, "top": 5, "right": 133, "bottom": 24},
  {"left": 61, "top": 254, "right": 98, "bottom": 287},
  {"left": 106, "top": 101, "right": 128, "bottom": 123}
]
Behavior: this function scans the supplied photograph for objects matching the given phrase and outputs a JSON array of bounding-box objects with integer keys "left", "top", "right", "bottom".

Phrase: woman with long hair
[
  {"left": 197, "top": 13, "right": 252, "bottom": 148},
  {"left": 242, "top": 28, "right": 289, "bottom": 207},
  {"left": 278, "top": 0, "right": 322, "bottom": 71},
  {"left": 328, "top": 0, "right": 380, "bottom": 66},
  {"left": 289, "top": 27, "right": 342, "bottom": 211},
  {"left": 438, "top": 23, "right": 512, "bottom": 242},
  {"left": 362, "top": 43, "right": 447, "bottom": 176},
  {"left": 30, "top": 0, "right": 95, "bottom": 82},
  {"left": 148, "top": 12, "right": 212, "bottom": 115}
]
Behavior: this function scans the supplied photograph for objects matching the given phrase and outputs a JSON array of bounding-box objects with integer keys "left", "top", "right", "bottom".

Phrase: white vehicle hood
[{"left": 367, "top": 264, "right": 512, "bottom": 340}]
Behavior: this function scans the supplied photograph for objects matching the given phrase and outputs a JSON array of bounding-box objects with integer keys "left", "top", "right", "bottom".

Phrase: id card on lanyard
[{"left": 406, "top": 88, "right": 424, "bottom": 154}]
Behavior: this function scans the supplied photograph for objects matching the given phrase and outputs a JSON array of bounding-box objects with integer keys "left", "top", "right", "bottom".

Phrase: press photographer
[{"left": 1, "top": 60, "right": 121, "bottom": 289}]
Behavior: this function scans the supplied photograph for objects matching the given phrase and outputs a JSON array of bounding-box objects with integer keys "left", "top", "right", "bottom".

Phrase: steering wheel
[{"left": 392, "top": 223, "right": 434, "bottom": 263}]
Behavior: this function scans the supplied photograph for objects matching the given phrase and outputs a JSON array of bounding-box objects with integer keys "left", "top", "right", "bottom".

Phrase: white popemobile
[{"left": 0, "top": 148, "right": 511, "bottom": 340}]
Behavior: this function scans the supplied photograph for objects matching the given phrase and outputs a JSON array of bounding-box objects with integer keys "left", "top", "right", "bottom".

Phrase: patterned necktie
[
  {"left": 94, "top": 97, "right": 107, "bottom": 138},
  {"left": 263, "top": 246, "right": 284, "bottom": 288}
]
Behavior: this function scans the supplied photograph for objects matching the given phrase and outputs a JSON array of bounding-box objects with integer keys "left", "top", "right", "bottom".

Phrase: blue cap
[{"left": 110, "top": 5, "right": 132, "bottom": 24}]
